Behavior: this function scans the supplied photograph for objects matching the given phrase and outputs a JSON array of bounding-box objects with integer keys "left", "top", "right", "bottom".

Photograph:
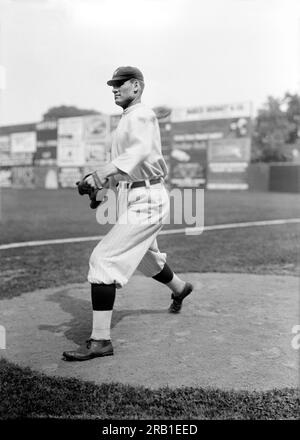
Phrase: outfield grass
[
  {"left": 0, "top": 188, "right": 300, "bottom": 243},
  {"left": 0, "top": 359, "right": 298, "bottom": 420},
  {"left": 0, "top": 223, "right": 299, "bottom": 299}
]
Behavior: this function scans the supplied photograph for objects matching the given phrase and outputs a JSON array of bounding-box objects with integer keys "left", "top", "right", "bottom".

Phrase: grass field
[
  {"left": 0, "top": 188, "right": 299, "bottom": 299},
  {"left": 1, "top": 188, "right": 300, "bottom": 243},
  {"left": 0, "top": 188, "right": 299, "bottom": 420},
  {"left": 0, "top": 358, "right": 298, "bottom": 420}
]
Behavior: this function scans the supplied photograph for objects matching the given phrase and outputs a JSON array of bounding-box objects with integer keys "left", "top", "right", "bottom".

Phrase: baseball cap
[{"left": 107, "top": 66, "right": 144, "bottom": 86}]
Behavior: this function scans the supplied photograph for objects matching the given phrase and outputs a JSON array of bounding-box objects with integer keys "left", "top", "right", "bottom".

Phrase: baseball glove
[{"left": 76, "top": 174, "right": 107, "bottom": 209}]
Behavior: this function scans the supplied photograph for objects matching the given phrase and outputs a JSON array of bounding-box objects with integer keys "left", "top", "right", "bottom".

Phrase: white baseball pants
[{"left": 88, "top": 181, "right": 170, "bottom": 288}]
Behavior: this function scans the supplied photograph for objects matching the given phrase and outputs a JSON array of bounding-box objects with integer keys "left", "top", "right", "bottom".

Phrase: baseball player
[{"left": 63, "top": 66, "right": 193, "bottom": 361}]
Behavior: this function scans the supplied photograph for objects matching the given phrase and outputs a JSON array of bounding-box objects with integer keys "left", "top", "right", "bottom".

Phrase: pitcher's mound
[{"left": 0, "top": 273, "right": 298, "bottom": 391}]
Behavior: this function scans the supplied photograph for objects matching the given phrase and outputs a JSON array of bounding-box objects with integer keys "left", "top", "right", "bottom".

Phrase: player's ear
[{"left": 133, "top": 79, "right": 139, "bottom": 94}]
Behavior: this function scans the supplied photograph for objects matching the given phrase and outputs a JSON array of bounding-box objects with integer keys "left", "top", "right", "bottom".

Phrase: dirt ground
[{"left": 0, "top": 272, "right": 299, "bottom": 391}]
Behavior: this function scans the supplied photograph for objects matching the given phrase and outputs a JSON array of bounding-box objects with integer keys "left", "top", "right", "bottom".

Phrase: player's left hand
[
  {"left": 93, "top": 165, "right": 109, "bottom": 183},
  {"left": 92, "top": 163, "right": 119, "bottom": 189},
  {"left": 84, "top": 175, "right": 96, "bottom": 188}
]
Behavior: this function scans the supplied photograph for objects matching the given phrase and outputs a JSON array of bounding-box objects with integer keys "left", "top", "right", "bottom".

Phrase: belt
[{"left": 117, "top": 177, "right": 162, "bottom": 189}]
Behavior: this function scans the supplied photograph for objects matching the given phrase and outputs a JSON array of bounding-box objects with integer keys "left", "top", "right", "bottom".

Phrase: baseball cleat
[
  {"left": 62, "top": 338, "right": 113, "bottom": 361},
  {"left": 168, "top": 282, "right": 194, "bottom": 314}
]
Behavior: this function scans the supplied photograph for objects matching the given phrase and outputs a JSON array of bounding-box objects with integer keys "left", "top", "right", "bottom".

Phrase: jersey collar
[{"left": 123, "top": 103, "right": 145, "bottom": 115}]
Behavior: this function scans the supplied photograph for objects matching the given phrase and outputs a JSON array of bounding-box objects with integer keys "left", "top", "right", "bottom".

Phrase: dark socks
[
  {"left": 91, "top": 283, "right": 116, "bottom": 311},
  {"left": 152, "top": 263, "right": 174, "bottom": 284}
]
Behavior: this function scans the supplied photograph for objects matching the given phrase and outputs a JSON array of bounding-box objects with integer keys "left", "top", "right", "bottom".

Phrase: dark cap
[{"left": 107, "top": 66, "right": 144, "bottom": 86}]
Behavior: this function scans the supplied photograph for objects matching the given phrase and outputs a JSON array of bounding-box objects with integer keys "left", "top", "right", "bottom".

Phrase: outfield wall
[
  {"left": 3, "top": 105, "right": 299, "bottom": 192},
  {"left": 247, "top": 163, "right": 270, "bottom": 192},
  {"left": 269, "top": 164, "right": 300, "bottom": 193},
  {"left": 247, "top": 163, "right": 300, "bottom": 193},
  {"left": 170, "top": 103, "right": 252, "bottom": 188},
  {"left": 0, "top": 104, "right": 253, "bottom": 190}
]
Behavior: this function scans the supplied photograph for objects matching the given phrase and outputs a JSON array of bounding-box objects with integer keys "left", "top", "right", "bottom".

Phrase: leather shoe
[
  {"left": 168, "top": 282, "right": 193, "bottom": 313},
  {"left": 62, "top": 338, "right": 113, "bottom": 361}
]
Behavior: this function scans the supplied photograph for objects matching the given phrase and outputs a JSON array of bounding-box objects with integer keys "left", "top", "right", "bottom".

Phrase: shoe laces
[{"left": 85, "top": 339, "right": 93, "bottom": 348}]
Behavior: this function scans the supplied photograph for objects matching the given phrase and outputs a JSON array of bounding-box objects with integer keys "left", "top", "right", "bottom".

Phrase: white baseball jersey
[
  {"left": 110, "top": 103, "right": 168, "bottom": 183},
  {"left": 88, "top": 103, "right": 170, "bottom": 288}
]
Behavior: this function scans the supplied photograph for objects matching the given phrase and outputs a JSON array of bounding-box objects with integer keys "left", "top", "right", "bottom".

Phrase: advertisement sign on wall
[
  {"left": 11, "top": 132, "right": 36, "bottom": 153},
  {"left": 159, "top": 121, "right": 172, "bottom": 151},
  {"left": 0, "top": 135, "right": 10, "bottom": 152},
  {"left": 12, "top": 166, "right": 35, "bottom": 188},
  {"left": 85, "top": 141, "right": 106, "bottom": 167},
  {"left": 83, "top": 115, "right": 109, "bottom": 141},
  {"left": 36, "top": 120, "right": 57, "bottom": 166},
  {"left": 36, "top": 120, "right": 58, "bottom": 142},
  {"left": 10, "top": 152, "right": 34, "bottom": 166},
  {"left": 0, "top": 136, "right": 12, "bottom": 166},
  {"left": 171, "top": 102, "right": 252, "bottom": 122},
  {"left": 172, "top": 119, "right": 251, "bottom": 140},
  {"left": 0, "top": 168, "right": 12, "bottom": 187},
  {"left": 82, "top": 115, "right": 109, "bottom": 167},
  {"left": 206, "top": 176, "right": 248, "bottom": 190},
  {"left": 57, "top": 142, "right": 85, "bottom": 167},
  {"left": 58, "top": 117, "right": 83, "bottom": 142},
  {"left": 34, "top": 166, "right": 58, "bottom": 189},
  {"left": 208, "top": 138, "right": 251, "bottom": 163},
  {"left": 170, "top": 142, "right": 207, "bottom": 187},
  {"left": 206, "top": 138, "right": 250, "bottom": 190},
  {"left": 57, "top": 117, "right": 85, "bottom": 166},
  {"left": 58, "top": 167, "right": 83, "bottom": 188},
  {"left": 34, "top": 146, "right": 57, "bottom": 166}
]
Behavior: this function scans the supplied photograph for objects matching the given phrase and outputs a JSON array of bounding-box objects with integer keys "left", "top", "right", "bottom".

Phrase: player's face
[{"left": 112, "top": 80, "right": 136, "bottom": 109}]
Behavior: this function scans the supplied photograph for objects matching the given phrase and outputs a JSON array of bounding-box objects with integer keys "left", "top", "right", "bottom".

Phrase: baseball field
[{"left": 0, "top": 188, "right": 299, "bottom": 420}]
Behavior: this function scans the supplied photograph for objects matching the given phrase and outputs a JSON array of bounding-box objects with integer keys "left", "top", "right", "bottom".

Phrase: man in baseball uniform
[{"left": 63, "top": 66, "right": 193, "bottom": 361}]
